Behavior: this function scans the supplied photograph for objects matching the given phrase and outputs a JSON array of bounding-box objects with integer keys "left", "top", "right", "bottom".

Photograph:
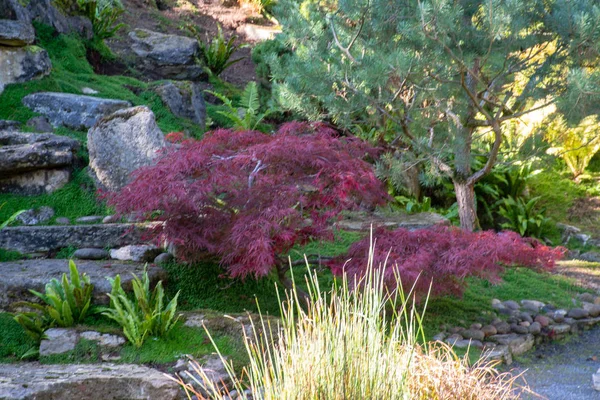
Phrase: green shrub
[
  {"left": 102, "top": 270, "right": 180, "bottom": 348},
  {"left": 77, "top": 0, "right": 125, "bottom": 40},
  {"left": 14, "top": 261, "right": 94, "bottom": 340},
  {"left": 207, "top": 81, "right": 274, "bottom": 132},
  {"left": 498, "top": 196, "right": 549, "bottom": 238},
  {"left": 187, "top": 24, "right": 245, "bottom": 76}
]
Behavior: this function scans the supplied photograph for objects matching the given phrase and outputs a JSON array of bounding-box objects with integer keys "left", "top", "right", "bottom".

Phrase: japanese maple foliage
[
  {"left": 109, "top": 122, "right": 388, "bottom": 280},
  {"left": 329, "top": 226, "right": 565, "bottom": 299}
]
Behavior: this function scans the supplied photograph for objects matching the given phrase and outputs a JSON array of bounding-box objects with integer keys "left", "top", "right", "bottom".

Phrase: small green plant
[
  {"left": 498, "top": 195, "right": 549, "bottom": 238},
  {"left": 187, "top": 24, "right": 245, "bottom": 76},
  {"left": 208, "top": 81, "right": 274, "bottom": 131},
  {"left": 393, "top": 195, "right": 432, "bottom": 214},
  {"left": 13, "top": 260, "right": 94, "bottom": 340},
  {"left": 77, "top": 0, "right": 125, "bottom": 40},
  {"left": 0, "top": 204, "right": 24, "bottom": 229},
  {"left": 102, "top": 270, "right": 180, "bottom": 348}
]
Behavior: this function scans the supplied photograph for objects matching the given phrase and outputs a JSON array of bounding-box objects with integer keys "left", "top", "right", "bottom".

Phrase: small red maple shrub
[
  {"left": 109, "top": 122, "right": 388, "bottom": 282},
  {"left": 329, "top": 226, "right": 565, "bottom": 298}
]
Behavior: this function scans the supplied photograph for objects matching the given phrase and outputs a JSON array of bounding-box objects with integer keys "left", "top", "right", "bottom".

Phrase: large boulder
[
  {"left": 0, "top": 259, "right": 167, "bottom": 309},
  {"left": 129, "top": 29, "right": 205, "bottom": 80},
  {"left": 0, "top": 130, "right": 79, "bottom": 195},
  {"left": 26, "top": 0, "right": 93, "bottom": 39},
  {"left": 0, "top": 20, "right": 35, "bottom": 46},
  {"left": 0, "top": 222, "right": 154, "bottom": 253},
  {"left": 0, "top": 363, "right": 180, "bottom": 399},
  {"left": 0, "top": 0, "right": 31, "bottom": 24},
  {"left": 155, "top": 80, "right": 206, "bottom": 128},
  {"left": 0, "top": 45, "right": 51, "bottom": 94},
  {"left": 22, "top": 92, "right": 131, "bottom": 130},
  {"left": 88, "top": 106, "right": 166, "bottom": 191}
]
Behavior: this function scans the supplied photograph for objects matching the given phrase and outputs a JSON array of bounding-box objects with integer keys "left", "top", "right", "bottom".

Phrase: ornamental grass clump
[{"left": 171, "top": 241, "right": 526, "bottom": 399}]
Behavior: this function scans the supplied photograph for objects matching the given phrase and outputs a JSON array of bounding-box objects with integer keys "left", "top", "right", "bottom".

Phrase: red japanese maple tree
[
  {"left": 109, "top": 122, "right": 389, "bottom": 286},
  {"left": 329, "top": 226, "right": 565, "bottom": 299}
]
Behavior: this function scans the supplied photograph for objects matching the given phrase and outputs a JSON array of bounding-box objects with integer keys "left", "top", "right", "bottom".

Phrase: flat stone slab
[
  {"left": 0, "top": 363, "right": 179, "bottom": 399},
  {"left": 0, "top": 223, "right": 154, "bottom": 253},
  {"left": 0, "top": 259, "right": 167, "bottom": 310},
  {"left": 22, "top": 92, "right": 131, "bottom": 130},
  {"left": 335, "top": 211, "right": 449, "bottom": 231}
]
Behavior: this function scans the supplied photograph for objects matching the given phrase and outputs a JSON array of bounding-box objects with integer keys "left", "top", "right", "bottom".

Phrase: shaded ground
[
  {"left": 554, "top": 260, "right": 600, "bottom": 292},
  {"left": 512, "top": 326, "right": 600, "bottom": 399}
]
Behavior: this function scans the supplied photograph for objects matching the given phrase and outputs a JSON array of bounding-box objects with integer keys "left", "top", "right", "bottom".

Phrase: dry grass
[{"left": 170, "top": 240, "right": 530, "bottom": 399}]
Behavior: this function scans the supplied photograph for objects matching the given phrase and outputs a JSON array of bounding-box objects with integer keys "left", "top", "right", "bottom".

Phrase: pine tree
[{"left": 267, "top": 0, "right": 600, "bottom": 231}]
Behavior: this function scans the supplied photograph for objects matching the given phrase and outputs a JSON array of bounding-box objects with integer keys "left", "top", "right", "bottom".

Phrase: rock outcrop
[
  {"left": 129, "top": 29, "right": 205, "bottom": 80},
  {"left": 0, "top": 259, "right": 167, "bottom": 310},
  {"left": 22, "top": 92, "right": 131, "bottom": 130},
  {"left": 155, "top": 80, "right": 206, "bottom": 128},
  {"left": 26, "top": 0, "right": 93, "bottom": 39},
  {"left": 0, "top": 0, "right": 52, "bottom": 94},
  {"left": 0, "top": 363, "right": 180, "bottom": 399},
  {"left": 88, "top": 106, "right": 166, "bottom": 191},
  {"left": 0, "top": 131, "right": 79, "bottom": 195}
]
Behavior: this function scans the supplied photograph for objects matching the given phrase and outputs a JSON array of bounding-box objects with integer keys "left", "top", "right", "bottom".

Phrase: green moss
[
  {"left": 0, "top": 249, "right": 25, "bottom": 262},
  {"left": 528, "top": 170, "right": 586, "bottom": 222},
  {"left": 0, "top": 169, "right": 108, "bottom": 223},
  {"left": 0, "top": 313, "right": 37, "bottom": 362}
]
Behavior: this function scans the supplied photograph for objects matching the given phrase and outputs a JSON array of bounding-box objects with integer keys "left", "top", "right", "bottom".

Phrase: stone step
[
  {"left": 335, "top": 211, "right": 449, "bottom": 232},
  {"left": 0, "top": 223, "right": 157, "bottom": 254},
  {"left": 0, "top": 363, "right": 179, "bottom": 399},
  {"left": 0, "top": 259, "right": 167, "bottom": 311}
]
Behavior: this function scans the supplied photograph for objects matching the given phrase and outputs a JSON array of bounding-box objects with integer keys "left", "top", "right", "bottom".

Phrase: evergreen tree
[{"left": 267, "top": 0, "right": 600, "bottom": 230}]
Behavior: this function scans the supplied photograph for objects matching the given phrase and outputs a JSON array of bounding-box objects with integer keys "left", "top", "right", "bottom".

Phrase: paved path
[{"left": 511, "top": 327, "right": 600, "bottom": 399}]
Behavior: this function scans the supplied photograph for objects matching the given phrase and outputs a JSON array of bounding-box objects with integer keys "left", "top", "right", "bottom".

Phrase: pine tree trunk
[{"left": 454, "top": 180, "right": 479, "bottom": 231}]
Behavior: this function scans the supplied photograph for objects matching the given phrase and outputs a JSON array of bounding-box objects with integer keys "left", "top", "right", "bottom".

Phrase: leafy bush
[
  {"left": 329, "top": 226, "right": 564, "bottom": 299},
  {"left": 208, "top": 81, "right": 274, "bottom": 132},
  {"left": 102, "top": 271, "right": 180, "bottom": 347},
  {"left": 108, "top": 122, "right": 388, "bottom": 286},
  {"left": 498, "top": 196, "right": 549, "bottom": 239},
  {"left": 172, "top": 253, "right": 526, "bottom": 399},
  {"left": 187, "top": 24, "right": 245, "bottom": 76},
  {"left": 77, "top": 0, "right": 125, "bottom": 40},
  {"left": 14, "top": 260, "right": 93, "bottom": 340}
]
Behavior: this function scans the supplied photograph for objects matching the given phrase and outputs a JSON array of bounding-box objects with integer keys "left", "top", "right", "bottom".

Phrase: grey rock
[
  {"left": 494, "top": 321, "right": 511, "bottom": 334},
  {"left": 534, "top": 315, "right": 551, "bottom": 327},
  {"left": 454, "top": 339, "right": 483, "bottom": 349},
  {"left": 129, "top": 29, "right": 205, "bottom": 80},
  {"left": 549, "top": 309, "right": 567, "bottom": 323},
  {"left": 575, "top": 317, "right": 600, "bottom": 329},
  {"left": 0, "top": 0, "right": 31, "bottom": 22},
  {"left": 336, "top": 212, "right": 449, "bottom": 232},
  {"left": 80, "top": 331, "right": 101, "bottom": 341},
  {"left": 26, "top": 0, "right": 93, "bottom": 38},
  {"left": 102, "top": 215, "right": 119, "bottom": 224},
  {"left": 578, "top": 293, "right": 596, "bottom": 303},
  {"left": 470, "top": 323, "right": 482, "bottom": 330},
  {"left": 88, "top": 106, "right": 166, "bottom": 191},
  {"left": 0, "top": 20, "right": 35, "bottom": 46},
  {"left": 75, "top": 216, "right": 104, "bottom": 224},
  {"left": 529, "top": 321, "right": 542, "bottom": 335},
  {"left": 39, "top": 328, "right": 79, "bottom": 356},
  {"left": 481, "top": 325, "right": 497, "bottom": 337},
  {"left": 16, "top": 206, "right": 54, "bottom": 225},
  {"left": 567, "top": 308, "right": 589, "bottom": 319},
  {"left": 579, "top": 251, "right": 600, "bottom": 263},
  {"left": 550, "top": 324, "right": 571, "bottom": 336},
  {"left": 22, "top": 92, "right": 131, "bottom": 130},
  {"left": 183, "top": 356, "right": 231, "bottom": 393},
  {"left": 519, "top": 312, "right": 534, "bottom": 323},
  {"left": 432, "top": 332, "right": 446, "bottom": 342},
  {"left": 54, "top": 217, "right": 70, "bottom": 225},
  {"left": 0, "top": 222, "right": 152, "bottom": 253},
  {"left": 26, "top": 116, "right": 53, "bottom": 132},
  {"left": 510, "top": 324, "right": 529, "bottom": 335},
  {"left": 0, "top": 363, "right": 180, "bottom": 399},
  {"left": 488, "top": 333, "right": 534, "bottom": 356},
  {"left": 110, "top": 244, "right": 162, "bottom": 262},
  {"left": 521, "top": 299, "right": 545, "bottom": 313},
  {"left": 503, "top": 300, "right": 520, "bottom": 310},
  {"left": 0, "top": 45, "right": 51, "bottom": 94},
  {"left": 461, "top": 329, "right": 485, "bottom": 341},
  {"left": 81, "top": 331, "right": 126, "bottom": 347},
  {"left": 594, "top": 368, "right": 600, "bottom": 391},
  {"left": 483, "top": 344, "right": 512, "bottom": 365},
  {"left": 0, "top": 120, "right": 20, "bottom": 130},
  {"left": 445, "top": 334, "right": 463, "bottom": 346},
  {"left": 154, "top": 252, "right": 174, "bottom": 264},
  {"left": 155, "top": 81, "right": 206, "bottom": 128},
  {"left": 0, "top": 130, "right": 79, "bottom": 195},
  {"left": 72, "top": 248, "right": 109, "bottom": 260},
  {"left": 491, "top": 299, "right": 502, "bottom": 306},
  {"left": 81, "top": 87, "right": 98, "bottom": 94},
  {"left": 0, "top": 259, "right": 167, "bottom": 310},
  {"left": 583, "top": 303, "right": 600, "bottom": 317}
]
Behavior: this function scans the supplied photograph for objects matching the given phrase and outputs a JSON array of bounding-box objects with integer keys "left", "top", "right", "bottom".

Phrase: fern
[
  {"left": 187, "top": 24, "right": 245, "bottom": 76},
  {"left": 208, "top": 82, "right": 274, "bottom": 132}
]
